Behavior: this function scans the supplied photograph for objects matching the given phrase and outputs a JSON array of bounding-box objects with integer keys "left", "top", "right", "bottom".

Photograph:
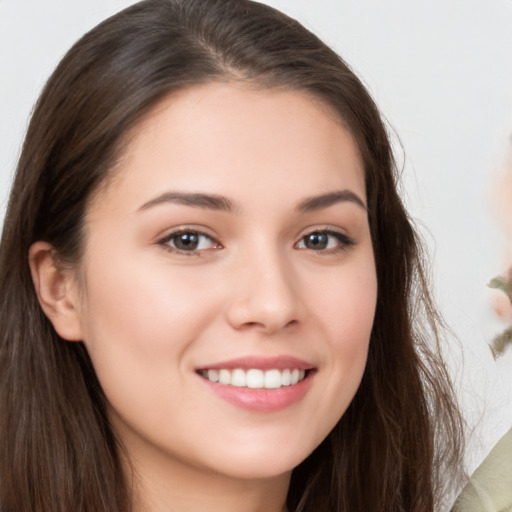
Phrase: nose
[{"left": 225, "top": 248, "right": 303, "bottom": 335}]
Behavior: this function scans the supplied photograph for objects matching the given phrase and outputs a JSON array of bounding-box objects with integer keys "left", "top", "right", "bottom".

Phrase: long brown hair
[{"left": 0, "top": 0, "right": 463, "bottom": 510}]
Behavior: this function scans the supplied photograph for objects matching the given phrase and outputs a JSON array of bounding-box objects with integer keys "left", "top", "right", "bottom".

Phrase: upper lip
[{"left": 195, "top": 355, "right": 315, "bottom": 372}]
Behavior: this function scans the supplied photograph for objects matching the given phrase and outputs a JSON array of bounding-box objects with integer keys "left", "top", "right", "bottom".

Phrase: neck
[
  {"left": 133, "top": 459, "right": 290, "bottom": 512},
  {"left": 119, "top": 430, "right": 290, "bottom": 512},
  {"left": 135, "top": 471, "right": 289, "bottom": 512}
]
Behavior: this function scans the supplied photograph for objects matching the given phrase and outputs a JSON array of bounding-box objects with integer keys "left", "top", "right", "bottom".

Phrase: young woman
[{"left": 0, "top": 0, "right": 463, "bottom": 510}]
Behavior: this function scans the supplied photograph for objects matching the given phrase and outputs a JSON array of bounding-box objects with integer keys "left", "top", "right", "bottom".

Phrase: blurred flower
[{"left": 489, "top": 143, "right": 512, "bottom": 358}]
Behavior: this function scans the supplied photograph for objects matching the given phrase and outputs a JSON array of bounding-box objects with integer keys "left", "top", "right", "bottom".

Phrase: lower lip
[{"left": 198, "top": 372, "right": 314, "bottom": 412}]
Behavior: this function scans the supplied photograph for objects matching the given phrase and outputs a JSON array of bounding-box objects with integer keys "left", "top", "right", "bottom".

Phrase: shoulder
[{"left": 452, "top": 428, "right": 512, "bottom": 512}]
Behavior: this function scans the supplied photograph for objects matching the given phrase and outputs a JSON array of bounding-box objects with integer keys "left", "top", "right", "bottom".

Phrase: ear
[{"left": 29, "top": 241, "right": 83, "bottom": 341}]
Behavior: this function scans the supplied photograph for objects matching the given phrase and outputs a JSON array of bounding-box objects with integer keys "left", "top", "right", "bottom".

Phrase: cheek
[
  {"left": 76, "top": 253, "right": 223, "bottom": 402},
  {"left": 327, "top": 267, "right": 376, "bottom": 381},
  {"left": 80, "top": 254, "right": 216, "bottom": 346},
  {"left": 308, "top": 257, "right": 377, "bottom": 398},
  {"left": 292, "top": 263, "right": 376, "bottom": 451},
  {"left": 316, "top": 261, "right": 377, "bottom": 348},
  {"left": 76, "top": 259, "right": 223, "bottom": 442}
]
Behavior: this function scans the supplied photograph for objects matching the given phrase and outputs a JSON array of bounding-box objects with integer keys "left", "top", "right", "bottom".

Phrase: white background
[{"left": 1, "top": 0, "right": 511, "bottom": 479}]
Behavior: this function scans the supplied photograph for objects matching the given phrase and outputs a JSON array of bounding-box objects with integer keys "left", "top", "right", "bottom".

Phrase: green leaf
[
  {"left": 488, "top": 273, "right": 512, "bottom": 358},
  {"left": 488, "top": 276, "right": 512, "bottom": 302},
  {"left": 490, "top": 327, "right": 512, "bottom": 359}
]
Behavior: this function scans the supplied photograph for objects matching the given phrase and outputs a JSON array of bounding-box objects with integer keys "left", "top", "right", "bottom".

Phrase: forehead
[{"left": 92, "top": 82, "right": 366, "bottom": 215}]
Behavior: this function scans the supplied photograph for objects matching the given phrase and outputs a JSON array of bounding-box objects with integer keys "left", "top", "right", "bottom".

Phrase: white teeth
[
  {"left": 264, "top": 369, "right": 282, "bottom": 389},
  {"left": 207, "top": 369, "right": 219, "bottom": 383},
  {"left": 246, "top": 369, "right": 264, "bottom": 388},
  {"left": 219, "top": 369, "right": 231, "bottom": 385},
  {"left": 201, "top": 368, "right": 308, "bottom": 389},
  {"left": 231, "top": 369, "right": 246, "bottom": 387}
]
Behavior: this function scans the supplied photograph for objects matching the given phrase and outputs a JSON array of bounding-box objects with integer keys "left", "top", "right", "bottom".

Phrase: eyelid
[
  {"left": 157, "top": 227, "right": 222, "bottom": 255},
  {"left": 294, "top": 227, "right": 355, "bottom": 252}
]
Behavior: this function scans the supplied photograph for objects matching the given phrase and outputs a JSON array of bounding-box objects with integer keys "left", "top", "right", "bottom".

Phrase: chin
[{"left": 204, "top": 438, "right": 318, "bottom": 481}]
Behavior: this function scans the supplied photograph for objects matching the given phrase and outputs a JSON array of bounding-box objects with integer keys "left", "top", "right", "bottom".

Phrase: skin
[{"left": 30, "top": 83, "right": 378, "bottom": 512}]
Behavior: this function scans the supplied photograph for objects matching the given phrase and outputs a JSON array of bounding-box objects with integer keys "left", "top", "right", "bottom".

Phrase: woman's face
[{"left": 74, "top": 83, "right": 377, "bottom": 481}]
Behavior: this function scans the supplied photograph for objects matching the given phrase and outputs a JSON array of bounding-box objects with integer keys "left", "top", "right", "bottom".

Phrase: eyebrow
[
  {"left": 296, "top": 190, "right": 367, "bottom": 212},
  {"left": 138, "top": 192, "right": 236, "bottom": 212},
  {"left": 138, "top": 189, "right": 366, "bottom": 213}
]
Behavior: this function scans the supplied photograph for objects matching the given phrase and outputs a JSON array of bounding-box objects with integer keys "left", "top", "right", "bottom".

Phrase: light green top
[{"left": 452, "top": 428, "right": 512, "bottom": 512}]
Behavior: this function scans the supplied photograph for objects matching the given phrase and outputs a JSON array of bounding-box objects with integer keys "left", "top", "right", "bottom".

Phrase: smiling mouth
[{"left": 197, "top": 368, "right": 309, "bottom": 389}]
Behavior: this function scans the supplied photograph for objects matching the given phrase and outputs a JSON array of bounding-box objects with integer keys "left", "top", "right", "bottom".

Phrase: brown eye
[
  {"left": 160, "top": 230, "right": 220, "bottom": 253},
  {"left": 303, "top": 232, "right": 329, "bottom": 250},
  {"left": 296, "top": 230, "right": 355, "bottom": 252},
  {"left": 172, "top": 232, "right": 200, "bottom": 251}
]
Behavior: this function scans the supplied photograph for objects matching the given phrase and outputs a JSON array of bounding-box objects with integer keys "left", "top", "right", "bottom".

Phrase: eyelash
[
  {"left": 158, "top": 229, "right": 222, "bottom": 256},
  {"left": 157, "top": 228, "right": 355, "bottom": 256},
  {"left": 294, "top": 229, "right": 355, "bottom": 254}
]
